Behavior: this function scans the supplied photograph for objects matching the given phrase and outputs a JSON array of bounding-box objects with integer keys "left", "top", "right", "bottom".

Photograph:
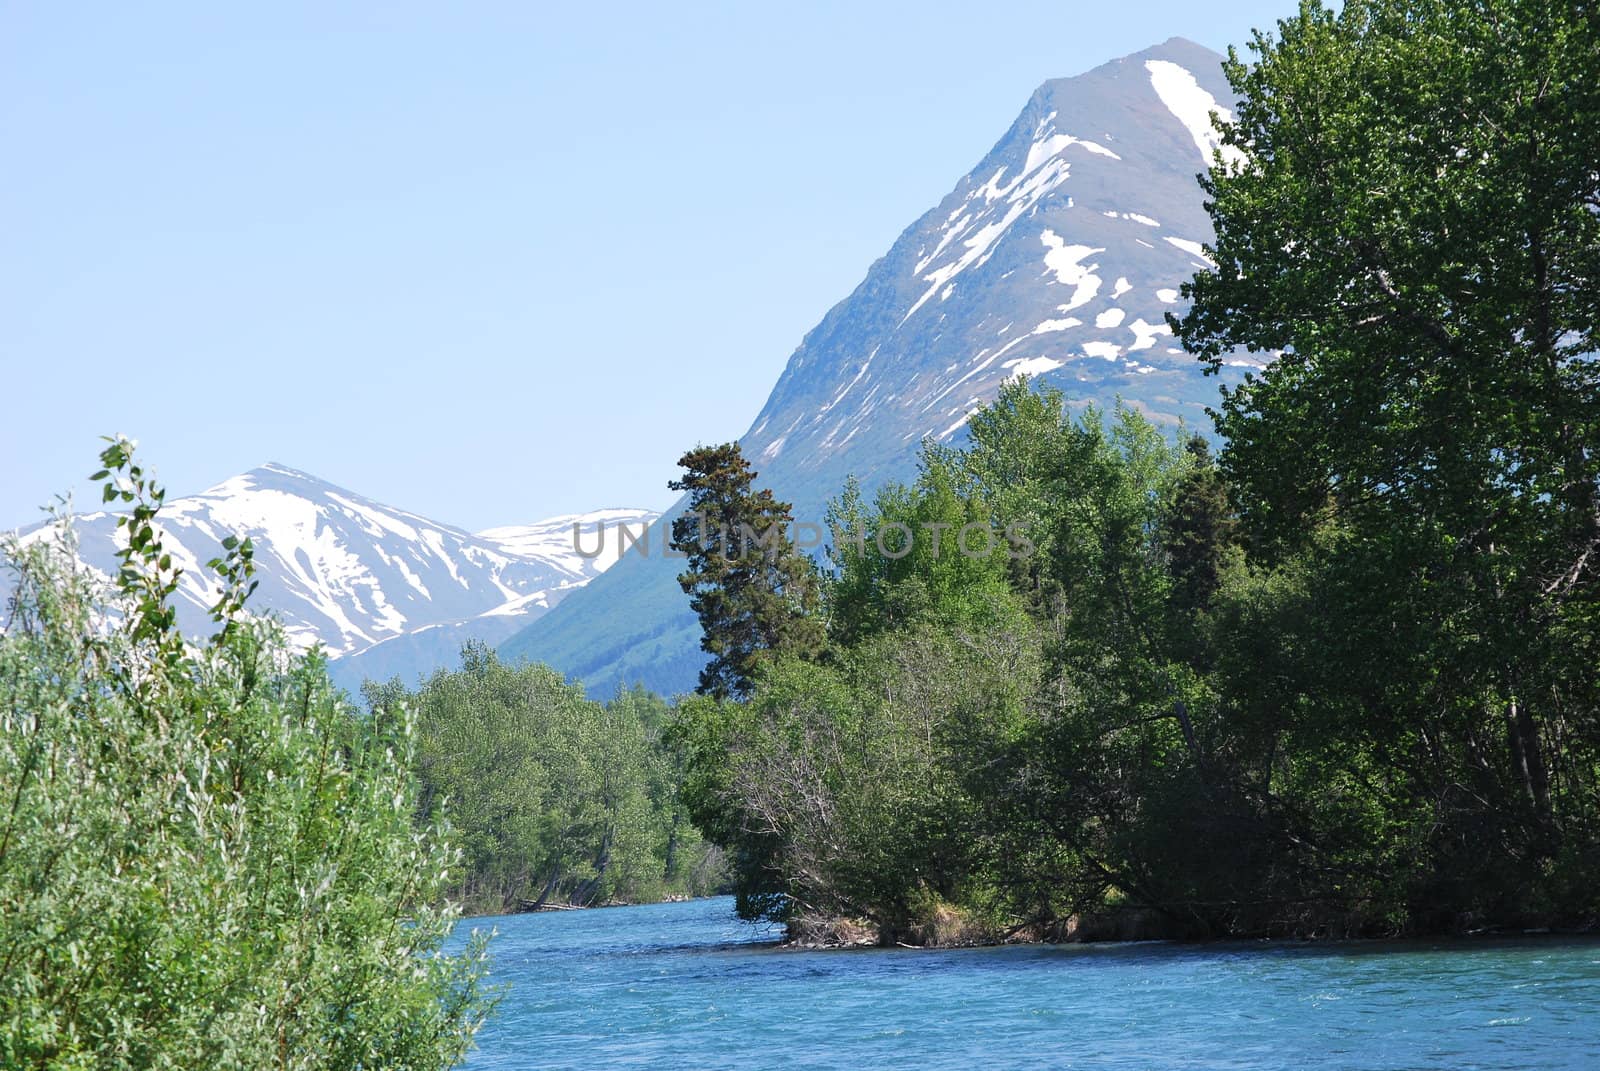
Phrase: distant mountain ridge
[
  {"left": 7, "top": 462, "right": 656, "bottom": 690},
  {"left": 502, "top": 37, "right": 1263, "bottom": 698}
]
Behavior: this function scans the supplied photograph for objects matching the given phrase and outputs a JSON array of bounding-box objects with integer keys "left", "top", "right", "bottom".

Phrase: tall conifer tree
[{"left": 669, "top": 443, "right": 825, "bottom": 699}]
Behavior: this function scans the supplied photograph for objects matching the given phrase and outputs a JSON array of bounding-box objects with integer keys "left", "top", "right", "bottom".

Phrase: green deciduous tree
[
  {"left": 666, "top": 4, "right": 1600, "bottom": 944},
  {"left": 1174, "top": 0, "right": 1600, "bottom": 918},
  {"left": 376, "top": 646, "right": 718, "bottom": 915}
]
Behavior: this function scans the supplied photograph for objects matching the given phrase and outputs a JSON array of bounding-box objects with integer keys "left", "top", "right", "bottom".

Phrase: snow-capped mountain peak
[
  {"left": 8, "top": 464, "right": 658, "bottom": 684},
  {"left": 478, "top": 507, "right": 660, "bottom": 578}
]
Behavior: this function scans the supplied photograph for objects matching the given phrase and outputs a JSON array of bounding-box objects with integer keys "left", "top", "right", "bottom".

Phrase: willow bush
[{"left": 0, "top": 439, "right": 495, "bottom": 1070}]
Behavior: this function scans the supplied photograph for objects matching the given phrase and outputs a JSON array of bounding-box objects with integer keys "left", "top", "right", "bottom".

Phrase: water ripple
[{"left": 459, "top": 898, "right": 1600, "bottom": 1070}]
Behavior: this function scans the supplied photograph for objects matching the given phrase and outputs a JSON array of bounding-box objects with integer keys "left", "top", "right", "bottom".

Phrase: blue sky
[{"left": 2, "top": 1, "right": 1294, "bottom": 531}]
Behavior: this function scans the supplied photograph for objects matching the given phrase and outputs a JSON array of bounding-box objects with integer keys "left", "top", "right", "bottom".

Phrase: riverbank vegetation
[
  {"left": 0, "top": 444, "right": 723, "bottom": 1067},
  {"left": 668, "top": 0, "right": 1600, "bottom": 946},
  {"left": 0, "top": 443, "right": 494, "bottom": 1069},
  {"left": 365, "top": 651, "right": 722, "bottom": 916}
]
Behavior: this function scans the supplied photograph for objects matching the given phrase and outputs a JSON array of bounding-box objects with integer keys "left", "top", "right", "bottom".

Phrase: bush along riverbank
[
  {"left": 782, "top": 899, "right": 1600, "bottom": 951},
  {"left": 0, "top": 443, "right": 494, "bottom": 1069},
  {"left": 662, "top": 1, "right": 1600, "bottom": 951}
]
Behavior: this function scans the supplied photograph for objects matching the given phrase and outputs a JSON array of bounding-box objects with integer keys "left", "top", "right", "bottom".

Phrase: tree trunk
[
  {"left": 663, "top": 815, "right": 680, "bottom": 881},
  {"left": 530, "top": 867, "right": 564, "bottom": 911},
  {"left": 570, "top": 828, "right": 615, "bottom": 907},
  {"left": 1508, "top": 694, "right": 1553, "bottom": 829}
]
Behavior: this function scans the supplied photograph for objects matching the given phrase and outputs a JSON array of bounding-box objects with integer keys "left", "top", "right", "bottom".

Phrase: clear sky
[{"left": 2, "top": 0, "right": 1295, "bottom": 532}]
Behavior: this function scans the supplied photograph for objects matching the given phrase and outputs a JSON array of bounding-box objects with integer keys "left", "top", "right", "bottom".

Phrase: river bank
[
  {"left": 782, "top": 904, "right": 1600, "bottom": 950},
  {"left": 457, "top": 891, "right": 712, "bottom": 920},
  {"left": 512, "top": 892, "right": 703, "bottom": 914},
  {"left": 468, "top": 893, "right": 1599, "bottom": 951}
]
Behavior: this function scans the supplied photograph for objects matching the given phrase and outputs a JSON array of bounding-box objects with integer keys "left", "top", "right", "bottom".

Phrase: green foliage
[
  {"left": 669, "top": 442, "right": 827, "bottom": 699},
  {"left": 375, "top": 647, "right": 720, "bottom": 915},
  {"left": 670, "top": 622, "right": 1038, "bottom": 936},
  {"left": 824, "top": 444, "right": 1023, "bottom": 649},
  {"left": 1163, "top": 436, "right": 1238, "bottom": 632},
  {"left": 0, "top": 439, "right": 493, "bottom": 1070},
  {"left": 675, "top": 365, "right": 1600, "bottom": 942},
  {"left": 1181, "top": 0, "right": 1600, "bottom": 555},
  {"left": 655, "top": 3, "right": 1600, "bottom": 939},
  {"left": 1174, "top": 0, "right": 1600, "bottom": 925}
]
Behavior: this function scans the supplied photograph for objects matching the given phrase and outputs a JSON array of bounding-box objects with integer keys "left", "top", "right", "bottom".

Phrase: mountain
[
  {"left": 502, "top": 37, "right": 1262, "bottom": 698},
  {"left": 6, "top": 462, "right": 656, "bottom": 689},
  {"left": 326, "top": 507, "right": 662, "bottom": 692}
]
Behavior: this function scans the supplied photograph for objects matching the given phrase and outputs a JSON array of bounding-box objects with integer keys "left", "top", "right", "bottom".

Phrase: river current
[{"left": 461, "top": 896, "right": 1598, "bottom": 1069}]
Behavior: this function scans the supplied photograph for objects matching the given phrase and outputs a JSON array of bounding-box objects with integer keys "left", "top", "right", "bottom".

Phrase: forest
[
  {"left": 670, "top": 381, "right": 1600, "bottom": 943},
  {"left": 365, "top": 650, "right": 720, "bottom": 915}
]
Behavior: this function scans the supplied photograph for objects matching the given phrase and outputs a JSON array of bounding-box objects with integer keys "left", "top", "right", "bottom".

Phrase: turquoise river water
[{"left": 460, "top": 896, "right": 1598, "bottom": 1069}]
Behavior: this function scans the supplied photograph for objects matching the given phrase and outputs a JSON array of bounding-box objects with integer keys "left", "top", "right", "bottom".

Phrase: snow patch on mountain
[
  {"left": 1128, "top": 317, "right": 1173, "bottom": 351},
  {"left": 1145, "top": 60, "right": 1244, "bottom": 168},
  {"left": 1005, "top": 355, "right": 1066, "bottom": 379},
  {"left": 478, "top": 507, "right": 660, "bottom": 577},
  {"left": 1163, "top": 236, "right": 1214, "bottom": 264},
  {"left": 1039, "top": 232, "right": 1103, "bottom": 309}
]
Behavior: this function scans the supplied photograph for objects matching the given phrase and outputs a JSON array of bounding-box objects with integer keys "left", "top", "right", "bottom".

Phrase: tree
[
  {"left": 377, "top": 645, "right": 718, "bottom": 914},
  {"left": 823, "top": 444, "right": 1022, "bottom": 649},
  {"left": 669, "top": 443, "right": 825, "bottom": 699},
  {"left": 1174, "top": 0, "right": 1600, "bottom": 913},
  {"left": 1163, "top": 436, "right": 1240, "bottom": 650},
  {"left": 0, "top": 440, "right": 493, "bottom": 1070},
  {"left": 1178, "top": 0, "right": 1600, "bottom": 566},
  {"left": 672, "top": 393, "right": 1218, "bottom": 940}
]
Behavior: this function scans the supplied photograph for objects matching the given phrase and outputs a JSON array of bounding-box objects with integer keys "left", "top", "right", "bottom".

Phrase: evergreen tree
[
  {"left": 668, "top": 443, "right": 825, "bottom": 699},
  {"left": 1163, "top": 435, "right": 1238, "bottom": 625}
]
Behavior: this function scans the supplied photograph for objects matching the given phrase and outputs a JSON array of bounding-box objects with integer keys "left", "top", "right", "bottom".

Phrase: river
[{"left": 461, "top": 896, "right": 1598, "bottom": 1069}]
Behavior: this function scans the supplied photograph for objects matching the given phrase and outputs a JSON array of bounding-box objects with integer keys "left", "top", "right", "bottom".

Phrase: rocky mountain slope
[{"left": 502, "top": 37, "right": 1261, "bottom": 697}]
